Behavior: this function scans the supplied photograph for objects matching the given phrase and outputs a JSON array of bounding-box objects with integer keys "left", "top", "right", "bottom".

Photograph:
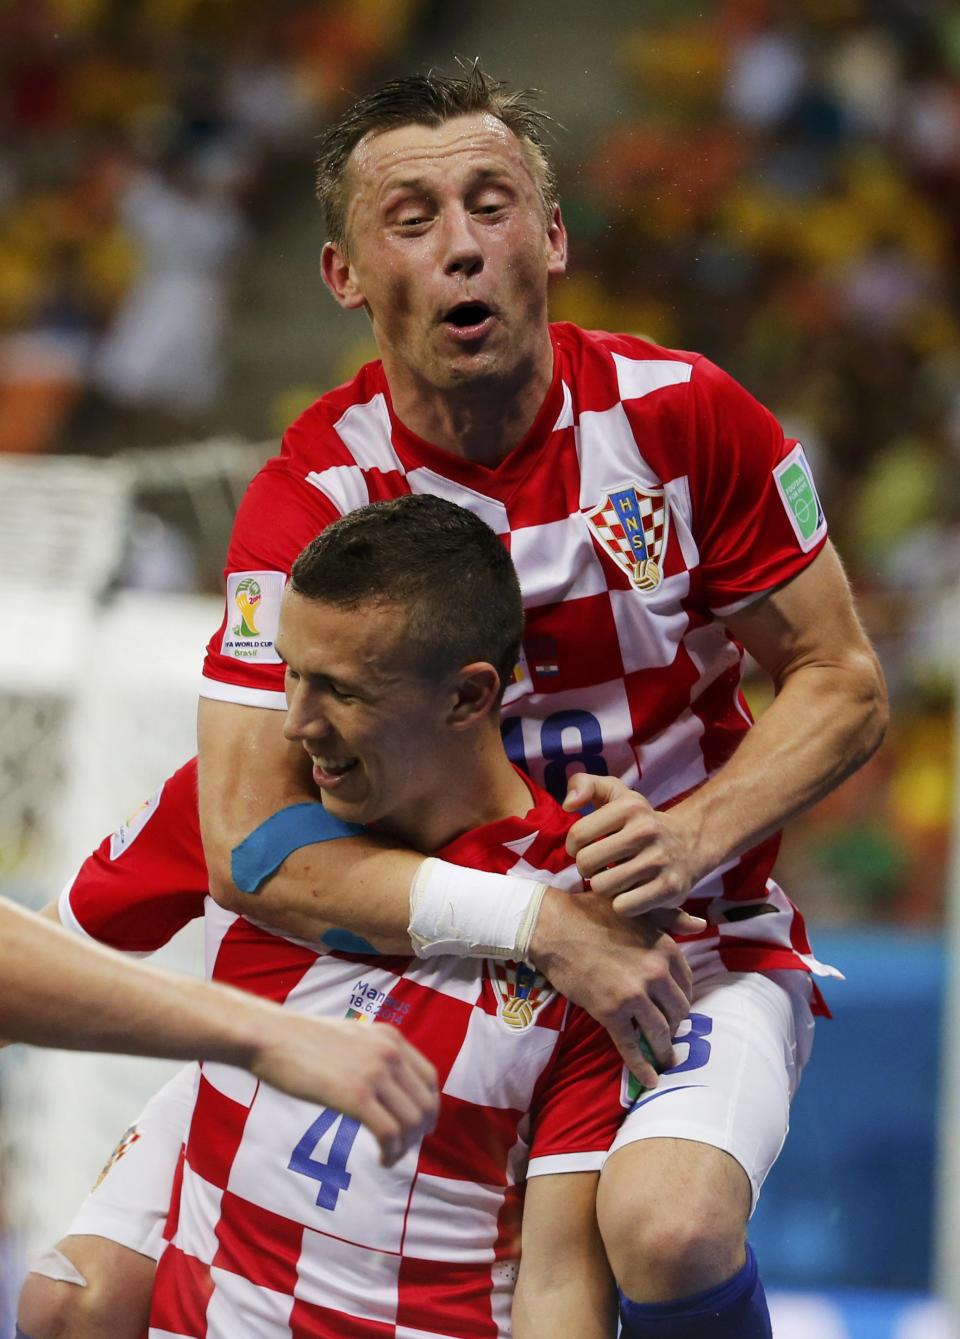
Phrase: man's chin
[{"left": 320, "top": 791, "right": 374, "bottom": 828}]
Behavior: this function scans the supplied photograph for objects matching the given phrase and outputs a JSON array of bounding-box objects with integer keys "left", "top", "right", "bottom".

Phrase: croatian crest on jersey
[
  {"left": 585, "top": 484, "right": 670, "bottom": 592},
  {"left": 92, "top": 1123, "right": 141, "bottom": 1190},
  {"left": 491, "top": 960, "right": 552, "bottom": 1031}
]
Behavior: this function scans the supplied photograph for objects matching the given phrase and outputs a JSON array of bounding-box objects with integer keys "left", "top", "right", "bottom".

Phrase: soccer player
[
  {"left": 192, "top": 66, "right": 885, "bottom": 1338},
  {"left": 23, "top": 497, "right": 638, "bottom": 1339},
  {"left": 0, "top": 897, "right": 437, "bottom": 1150},
  {"left": 23, "top": 65, "right": 887, "bottom": 1339}
]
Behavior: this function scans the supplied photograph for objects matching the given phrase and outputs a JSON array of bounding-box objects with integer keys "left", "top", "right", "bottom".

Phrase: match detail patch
[
  {"left": 110, "top": 786, "right": 163, "bottom": 860},
  {"left": 221, "top": 570, "right": 284, "bottom": 663},
  {"left": 773, "top": 445, "right": 826, "bottom": 552}
]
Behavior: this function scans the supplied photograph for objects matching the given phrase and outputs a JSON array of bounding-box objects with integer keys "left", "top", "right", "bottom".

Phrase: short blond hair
[{"left": 315, "top": 63, "right": 559, "bottom": 249}]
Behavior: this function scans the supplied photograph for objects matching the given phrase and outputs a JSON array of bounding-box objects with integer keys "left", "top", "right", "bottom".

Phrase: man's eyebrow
[
  {"left": 382, "top": 165, "right": 513, "bottom": 197},
  {"left": 382, "top": 175, "right": 433, "bottom": 196}
]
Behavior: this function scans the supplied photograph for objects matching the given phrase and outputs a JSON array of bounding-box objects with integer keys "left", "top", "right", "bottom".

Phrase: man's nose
[
  {"left": 283, "top": 688, "right": 330, "bottom": 743},
  {"left": 441, "top": 209, "right": 484, "bottom": 278}
]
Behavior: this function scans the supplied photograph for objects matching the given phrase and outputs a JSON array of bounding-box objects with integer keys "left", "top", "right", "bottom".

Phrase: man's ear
[
  {"left": 546, "top": 205, "right": 568, "bottom": 278},
  {"left": 321, "top": 241, "right": 367, "bottom": 310},
  {"left": 447, "top": 663, "right": 502, "bottom": 728}
]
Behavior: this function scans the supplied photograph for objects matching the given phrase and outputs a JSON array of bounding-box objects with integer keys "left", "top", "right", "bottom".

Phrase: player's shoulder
[
  {"left": 259, "top": 358, "right": 389, "bottom": 477},
  {"left": 550, "top": 321, "right": 704, "bottom": 412}
]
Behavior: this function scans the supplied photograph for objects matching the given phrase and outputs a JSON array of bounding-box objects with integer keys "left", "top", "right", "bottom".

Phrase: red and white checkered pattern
[
  {"left": 196, "top": 323, "right": 834, "bottom": 986},
  {"left": 60, "top": 762, "right": 625, "bottom": 1338}
]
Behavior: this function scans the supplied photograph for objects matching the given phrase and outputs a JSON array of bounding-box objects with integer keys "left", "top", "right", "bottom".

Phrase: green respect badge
[{"left": 775, "top": 449, "right": 823, "bottom": 545}]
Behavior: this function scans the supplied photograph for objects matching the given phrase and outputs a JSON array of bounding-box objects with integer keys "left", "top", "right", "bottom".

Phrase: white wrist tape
[{"left": 408, "top": 857, "right": 547, "bottom": 961}]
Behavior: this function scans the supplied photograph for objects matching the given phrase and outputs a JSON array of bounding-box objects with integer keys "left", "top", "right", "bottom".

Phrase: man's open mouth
[
  {"left": 310, "top": 754, "right": 357, "bottom": 779},
  {"left": 443, "top": 302, "right": 494, "bottom": 332}
]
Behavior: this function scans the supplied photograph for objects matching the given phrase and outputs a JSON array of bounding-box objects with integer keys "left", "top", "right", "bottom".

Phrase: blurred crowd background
[{"left": 1, "top": 0, "right": 958, "bottom": 1324}]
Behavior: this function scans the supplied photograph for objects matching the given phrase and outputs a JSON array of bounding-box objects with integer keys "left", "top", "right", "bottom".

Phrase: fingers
[
  {"left": 608, "top": 1023, "right": 660, "bottom": 1090},
  {"left": 609, "top": 878, "right": 684, "bottom": 914},
  {"left": 358, "top": 1035, "right": 439, "bottom": 1167},
  {"left": 608, "top": 1007, "right": 676, "bottom": 1087},
  {"left": 565, "top": 792, "right": 654, "bottom": 860},
  {"left": 647, "top": 907, "right": 707, "bottom": 936},
  {"left": 562, "top": 772, "right": 628, "bottom": 814},
  {"left": 572, "top": 829, "right": 655, "bottom": 882}
]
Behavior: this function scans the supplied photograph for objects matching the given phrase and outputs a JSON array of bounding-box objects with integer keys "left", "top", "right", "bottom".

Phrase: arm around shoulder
[
  {"left": 684, "top": 539, "right": 888, "bottom": 878},
  {"left": 197, "top": 696, "right": 421, "bottom": 950}
]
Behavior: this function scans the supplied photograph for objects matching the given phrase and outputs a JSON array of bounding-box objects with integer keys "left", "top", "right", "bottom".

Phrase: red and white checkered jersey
[
  {"left": 59, "top": 761, "right": 628, "bottom": 1338},
  {"left": 199, "top": 322, "right": 834, "bottom": 986},
  {"left": 59, "top": 756, "right": 207, "bottom": 954}
]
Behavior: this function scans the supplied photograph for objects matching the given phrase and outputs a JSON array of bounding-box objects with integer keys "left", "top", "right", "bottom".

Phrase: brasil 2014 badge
[
  {"left": 491, "top": 960, "right": 552, "bottom": 1031},
  {"left": 233, "top": 575, "right": 263, "bottom": 638},
  {"left": 585, "top": 483, "right": 670, "bottom": 592}
]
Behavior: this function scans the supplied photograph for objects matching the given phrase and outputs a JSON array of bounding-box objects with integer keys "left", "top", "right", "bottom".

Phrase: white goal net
[{"left": 0, "top": 441, "right": 266, "bottom": 1272}]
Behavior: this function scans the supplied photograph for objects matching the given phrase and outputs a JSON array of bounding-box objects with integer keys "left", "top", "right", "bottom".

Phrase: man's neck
[
  {"left": 379, "top": 736, "right": 533, "bottom": 854},
  {"left": 384, "top": 342, "right": 554, "bottom": 466}
]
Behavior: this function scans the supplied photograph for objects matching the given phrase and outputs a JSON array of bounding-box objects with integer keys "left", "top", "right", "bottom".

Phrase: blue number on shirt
[
  {"left": 502, "top": 711, "right": 609, "bottom": 802},
  {"left": 288, "top": 1108, "right": 360, "bottom": 1210},
  {"left": 666, "top": 1013, "right": 713, "bottom": 1074}
]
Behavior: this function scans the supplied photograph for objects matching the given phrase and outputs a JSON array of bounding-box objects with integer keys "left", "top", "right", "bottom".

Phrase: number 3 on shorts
[{"left": 669, "top": 1013, "right": 713, "bottom": 1073}]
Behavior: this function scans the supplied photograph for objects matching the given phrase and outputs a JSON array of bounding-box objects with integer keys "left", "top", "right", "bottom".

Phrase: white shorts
[
  {"left": 65, "top": 1064, "right": 197, "bottom": 1260},
  {"left": 605, "top": 970, "right": 816, "bottom": 1213}
]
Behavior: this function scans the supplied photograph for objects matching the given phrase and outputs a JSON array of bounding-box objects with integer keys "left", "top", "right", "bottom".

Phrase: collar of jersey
[{"left": 436, "top": 766, "right": 572, "bottom": 864}]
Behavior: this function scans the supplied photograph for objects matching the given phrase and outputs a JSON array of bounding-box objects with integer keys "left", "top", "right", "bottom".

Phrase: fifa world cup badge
[
  {"left": 585, "top": 484, "right": 670, "bottom": 592},
  {"left": 491, "top": 960, "right": 552, "bottom": 1030}
]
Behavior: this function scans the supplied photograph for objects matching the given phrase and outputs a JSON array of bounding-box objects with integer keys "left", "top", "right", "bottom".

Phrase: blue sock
[{"left": 618, "top": 1244, "right": 771, "bottom": 1338}]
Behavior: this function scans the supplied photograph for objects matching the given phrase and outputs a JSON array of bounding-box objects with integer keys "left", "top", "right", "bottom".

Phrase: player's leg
[
  {"left": 596, "top": 970, "right": 815, "bottom": 1339},
  {"left": 16, "top": 1065, "right": 197, "bottom": 1339}
]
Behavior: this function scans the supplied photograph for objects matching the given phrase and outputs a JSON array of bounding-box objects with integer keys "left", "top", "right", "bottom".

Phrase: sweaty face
[
  {"left": 330, "top": 113, "right": 566, "bottom": 397},
  {"left": 278, "top": 590, "right": 454, "bottom": 832}
]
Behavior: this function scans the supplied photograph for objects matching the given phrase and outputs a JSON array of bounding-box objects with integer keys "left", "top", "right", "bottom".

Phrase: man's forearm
[
  {"left": 231, "top": 834, "right": 427, "bottom": 953},
  {"left": 2, "top": 897, "right": 285, "bottom": 1064}
]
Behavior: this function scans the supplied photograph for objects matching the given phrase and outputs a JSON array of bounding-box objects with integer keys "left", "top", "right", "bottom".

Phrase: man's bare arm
[
  {"left": 566, "top": 541, "right": 889, "bottom": 912},
  {"left": 199, "top": 696, "right": 423, "bottom": 951},
  {"left": 0, "top": 897, "right": 438, "bottom": 1163},
  {"left": 512, "top": 1172, "right": 617, "bottom": 1339}
]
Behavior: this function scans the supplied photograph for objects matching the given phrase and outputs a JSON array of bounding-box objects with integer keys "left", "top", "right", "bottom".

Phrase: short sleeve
[
  {"left": 200, "top": 457, "right": 340, "bottom": 708},
  {"left": 684, "top": 357, "right": 828, "bottom": 614},
  {"left": 526, "top": 1003, "right": 627, "bottom": 1177},
  {"left": 59, "top": 758, "right": 208, "bottom": 954}
]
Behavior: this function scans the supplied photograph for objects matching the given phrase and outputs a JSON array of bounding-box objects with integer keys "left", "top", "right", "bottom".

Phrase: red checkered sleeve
[
  {"left": 201, "top": 456, "right": 341, "bottom": 707},
  {"left": 525, "top": 1003, "right": 627, "bottom": 1176},
  {"left": 59, "top": 757, "right": 207, "bottom": 953},
  {"left": 664, "top": 355, "right": 827, "bottom": 612}
]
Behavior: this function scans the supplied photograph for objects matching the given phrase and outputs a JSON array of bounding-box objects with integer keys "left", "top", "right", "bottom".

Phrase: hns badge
[
  {"left": 586, "top": 484, "right": 669, "bottom": 592},
  {"left": 491, "top": 960, "right": 552, "bottom": 1031}
]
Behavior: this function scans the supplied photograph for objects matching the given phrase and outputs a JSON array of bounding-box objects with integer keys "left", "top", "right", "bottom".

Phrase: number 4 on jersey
[{"left": 288, "top": 1108, "right": 360, "bottom": 1210}]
